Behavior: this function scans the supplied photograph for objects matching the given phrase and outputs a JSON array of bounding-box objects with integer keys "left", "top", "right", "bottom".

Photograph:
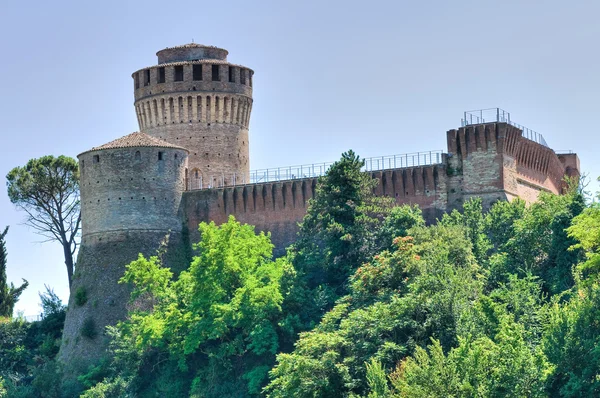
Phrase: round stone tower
[
  {"left": 59, "top": 132, "right": 189, "bottom": 373},
  {"left": 132, "top": 43, "right": 253, "bottom": 190}
]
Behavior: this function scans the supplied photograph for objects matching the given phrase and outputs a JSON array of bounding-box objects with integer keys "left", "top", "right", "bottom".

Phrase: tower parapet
[{"left": 132, "top": 43, "right": 253, "bottom": 189}]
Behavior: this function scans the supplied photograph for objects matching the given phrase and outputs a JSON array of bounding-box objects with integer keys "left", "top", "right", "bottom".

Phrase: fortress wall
[
  {"left": 78, "top": 146, "right": 188, "bottom": 240},
  {"left": 59, "top": 231, "right": 188, "bottom": 375},
  {"left": 503, "top": 129, "right": 572, "bottom": 203},
  {"left": 446, "top": 123, "right": 508, "bottom": 210},
  {"left": 183, "top": 179, "right": 315, "bottom": 252},
  {"left": 182, "top": 163, "right": 448, "bottom": 253},
  {"left": 447, "top": 122, "right": 575, "bottom": 207}
]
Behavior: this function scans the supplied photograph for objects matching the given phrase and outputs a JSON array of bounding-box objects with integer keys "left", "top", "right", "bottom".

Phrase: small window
[
  {"left": 240, "top": 69, "right": 246, "bottom": 85},
  {"left": 93, "top": 155, "right": 100, "bottom": 163},
  {"left": 212, "top": 65, "right": 220, "bottom": 81},
  {"left": 135, "top": 151, "right": 141, "bottom": 160},
  {"left": 193, "top": 64, "right": 203, "bottom": 81},
  {"left": 249, "top": 71, "right": 252, "bottom": 87},
  {"left": 158, "top": 151, "right": 164, "bottom": 161},
  {"left": 158, "top": 67, "right": 165, "bottom": 83},
  {"left": 81, "top": 160, "right": 85, "bottom": 168},
  {"left": 144, "top": 70, "right": 150, "bottom": 86},
  {"left": 134, "top": 73, "right": 140, "bottom": 89},
  {"left": 228, "top": 66, "right": 235, "bottom": 83},
  {"left": 174, "top": 66, "right": 184, "bottom": 82}
]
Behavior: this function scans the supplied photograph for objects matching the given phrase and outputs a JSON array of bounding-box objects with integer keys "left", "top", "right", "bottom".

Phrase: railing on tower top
[
  {"left": 461, "top": 108, "right": 548, "bottom": 147},
  {"left": 187, "top": 150, "right": 445, "bottom": 190}
]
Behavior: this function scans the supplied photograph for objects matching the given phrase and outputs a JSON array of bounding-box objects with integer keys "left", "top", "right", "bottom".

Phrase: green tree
[
  {"left": 6, "top": 155, "right": 80, "bottom": 287},
  {"left": 365, "top": 358, "right": 390, "bottom": 398},
  {"left": 0, "top": 227, "right": 28, "bottom": 317},
  {"left": 390, "top": 317, "right": 549, "bottom": 398},
  {"left": 108, "top": 216, "right": 289, "bottom": 396},
  {"left": 543, "top": 285, "right": 600, "bottom": 397},
  {"left": 439, "top": 198, "right": 491, "bottom": 266},
  {"left": 376, "top": 205, "right": 425, "bottom": 252},
  {"left": 501, "top": 191, "right": 584, "bottom": 295},
  {"left": 290, "top": 150, "right": 393, "bottom": 322},
  {"left": 543, "top": 197, "right": 600, "bottom": 397},
  {"left": 266, "top": 223, "right": 484, "bottom": 397},
  {"left": 484, "top": 199, "right": 526, "bottom": 251}
]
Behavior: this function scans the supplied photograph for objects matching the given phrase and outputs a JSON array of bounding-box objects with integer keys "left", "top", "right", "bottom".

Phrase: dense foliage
[
  {"left": 0, "top": 286, "right": 66, "bottom": 397},
  {"left": 3, "top": 150, "right": 600, "bottom": 398}
]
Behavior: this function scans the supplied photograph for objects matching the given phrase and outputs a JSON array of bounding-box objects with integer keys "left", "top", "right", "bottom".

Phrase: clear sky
[{"left": 1, "top": 0, "right": 598, "bottom": 316}]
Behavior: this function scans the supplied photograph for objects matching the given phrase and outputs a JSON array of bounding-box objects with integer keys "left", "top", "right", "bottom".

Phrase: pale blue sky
[{"left": 1, "top": 0, "right": 598, "bottom": 315}]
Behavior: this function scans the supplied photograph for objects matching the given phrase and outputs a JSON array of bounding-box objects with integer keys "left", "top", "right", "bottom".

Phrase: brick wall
[
  {"left": 182, "top": 163, "right": 449, "bottom": 252},
  {"left": 182, "top": 122, "right": 579, "bottom": 252}
]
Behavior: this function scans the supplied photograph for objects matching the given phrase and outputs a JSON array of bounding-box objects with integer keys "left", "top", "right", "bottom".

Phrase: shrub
[
  {"left": 81, "top": 317, "right": 97, "bottom": 340},
  {"left": 75, "top": 287, "right": 88, "bottom": 307}
]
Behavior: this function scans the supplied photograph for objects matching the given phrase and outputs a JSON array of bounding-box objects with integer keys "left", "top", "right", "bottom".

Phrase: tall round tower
[
  {"left": 59, "top": 132, "right": 189, "bottom": 373},
  {"left": 132, "top": 43, "right": 253, "bottom": 190}
]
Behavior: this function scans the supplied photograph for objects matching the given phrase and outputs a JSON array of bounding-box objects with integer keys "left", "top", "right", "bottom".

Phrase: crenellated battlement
[{"left": 133, "top": 61, "right": 253, "bottom": 101}]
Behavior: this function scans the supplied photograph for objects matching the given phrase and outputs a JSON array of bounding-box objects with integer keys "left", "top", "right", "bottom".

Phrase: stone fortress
[{"left": 59, "top": 43, "right": 580, "bottom": 370}]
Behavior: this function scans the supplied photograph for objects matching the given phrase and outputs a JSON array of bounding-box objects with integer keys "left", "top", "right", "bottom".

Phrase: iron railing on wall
[
  {"left": 462, "top": 108, "right": 548, "bottom": 147},
  {"left": 187, "top": 150, "right": 445, "bottom": 190}
]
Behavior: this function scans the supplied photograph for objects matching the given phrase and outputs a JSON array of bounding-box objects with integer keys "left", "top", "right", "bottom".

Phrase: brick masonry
[
  {"left": 133, "top": 43, "right": 253, "bottom": 188},
  {"left": 186, "top": 122, "right": 579, "bottom": 252}
]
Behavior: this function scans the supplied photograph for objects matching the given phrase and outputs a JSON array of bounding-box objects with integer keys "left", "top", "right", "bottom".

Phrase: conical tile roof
[{"left": 79, "top": 132, "right": 188, "bottom": 156}]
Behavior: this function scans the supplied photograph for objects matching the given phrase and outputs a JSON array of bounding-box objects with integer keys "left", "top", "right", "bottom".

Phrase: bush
[
  {"left": 75, "top": 287, "right": 88, "bottom": 307},
  {"left": 81, "top": 317, "right": 97, "bottom": 340},
  {"left": 80, "top": 377, "right": 130, "bottom": 398},
  {"left": 31, "top": 361, "right": 62, "bottom": 398}
]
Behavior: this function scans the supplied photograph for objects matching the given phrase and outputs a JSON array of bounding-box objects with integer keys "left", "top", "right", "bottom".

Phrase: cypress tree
[{"left": 0, "top": 226, "right": 28, "bottom": 317}]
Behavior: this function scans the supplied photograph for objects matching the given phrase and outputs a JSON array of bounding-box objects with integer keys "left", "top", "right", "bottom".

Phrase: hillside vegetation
[{"left": 1, "top": 151, "right": 599, "bottom": 397}]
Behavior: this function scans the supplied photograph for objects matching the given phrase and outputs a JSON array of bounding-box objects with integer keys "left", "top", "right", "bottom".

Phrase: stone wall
[
  {"left": 78, "top": 145, "right": 188, "bottom": 240},
  {"left": 60, "top": 143, "right": 190, "bottom": 375},
  {"left": 58, "top": 231, "right": 189, "bottom": 376}
]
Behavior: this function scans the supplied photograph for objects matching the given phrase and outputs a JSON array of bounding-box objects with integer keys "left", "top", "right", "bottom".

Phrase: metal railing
[
  {"left": 13, "top": 314, "right": 42, "bottom": 322},
  {"left": 462, "top": 108, "right": 548, "bottom": 147},
  {"left": 187, "top": 150, "right": 445, "bottom": 190}
]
